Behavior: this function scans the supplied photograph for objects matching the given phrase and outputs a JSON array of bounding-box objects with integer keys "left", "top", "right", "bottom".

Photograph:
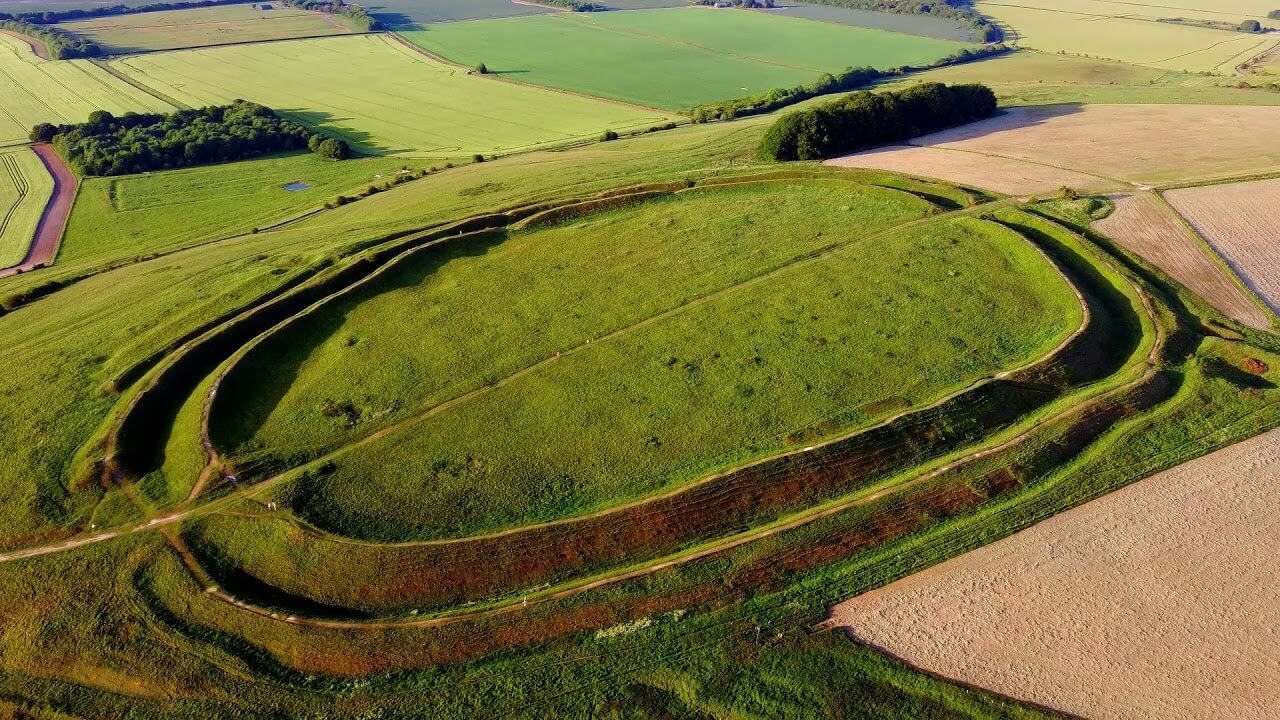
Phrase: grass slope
[
  {"left": 109, "top": 34, "right": 677, "bottom": 158},
  {"left": 0, "top": 147, "right": 53, "bottom": 267},
  {"left": 0, "top": 33, "right": 174, "bottom": 147},
  {"left": 60, "top": 152, "right": 412, "bottom": 266},
  {"left": 405, "top": 7, "right": 974, "bottom": 110},
  {"left": 249, "top": 211, "right": 1082, "bottom": 541},
  {"left": 54, "top": 3, "right": 357, "bottom": 54}
]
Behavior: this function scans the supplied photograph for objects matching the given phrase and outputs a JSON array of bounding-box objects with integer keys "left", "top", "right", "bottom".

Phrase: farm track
[
  {"left": 0, "top": 144, "right": 75, "bottom": 278},
  {"left": 0, "top": 28, "right": 49, "bottom": 60}
]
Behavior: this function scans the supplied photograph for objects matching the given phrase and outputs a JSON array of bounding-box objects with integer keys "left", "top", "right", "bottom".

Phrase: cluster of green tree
[
  {"left": 281, "top": 0, "right": 379, "bottom": 30},
  {"left": 1239, "top": 19, "right": 1263, "bottom": 32},
  {"left": 1269, "top": 10, "right": 1280, "bottom": 19},
  {"left": 30, "top": 101, "right": 350, "bottom": 176},
  {"left": 758, "top": 82, "right": 996, "bottom": 161},
  {"left": 796, "top": 0, "right": 1000, "bottom": 41},
  {"left": 327, "top": 167, "right": 428, "bottom": 208},
  {"left": 0, "top": 18, "right": 100, "bottom": 57},
  {"left": 537, "top": 0, "right": 607, "bottom": 11},
  {"left": 695, "top": 0, "right": 777, "bottom": 7},
  {"left": 692, "top": 44, "right": 1006, "bottom": 122},
  {"left": 0, "top": 0, "right": 241, "bottom": 25}
]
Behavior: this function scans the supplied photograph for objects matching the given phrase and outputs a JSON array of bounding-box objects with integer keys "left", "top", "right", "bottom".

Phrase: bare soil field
[
  {"left": 832, "top": 426, "right": 1280, "bottom": 720},
  {"left": 825, "top": 145, "right": 1122, "bottom": 196},
  {"left": 1166, "top": 178, "right": 1280, "bottom": 316},
  {"left": 828, "top": 105, "right": 1280, "bottom": 193},
  {"left": 1095, "top": 192, "right": 1271, "bottom": 329}
]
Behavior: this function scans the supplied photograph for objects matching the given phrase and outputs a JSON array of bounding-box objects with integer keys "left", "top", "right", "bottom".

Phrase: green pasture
[
  {"left": 109, "top": 34, "right": 677, "bottom": 158},
  {"left": 369, "top": 0, "right": 552, "bottom": 27},
  {"left": 60, "top": 152, "right": 412, "bottom": 266},
  {"left": 0, "top": 147, "right": 52, "bottom": 268},
  {"left": 404, "top": 7, "right": 975, "bottom": 109},
  {"left": 216, "top": 181, "right": 941, "bottom": 454},
  {"left": 0, "top": 33, "right": 174, "bottom": 147},
  {"left": 55, "top": 3, "right": 357, "bottom": 54},
  {"left": 978, "top": 0, "right": 1280, "bottom": 72},
  {"left": 246, "top": 210, "right": 1082, "bottom": 541}
]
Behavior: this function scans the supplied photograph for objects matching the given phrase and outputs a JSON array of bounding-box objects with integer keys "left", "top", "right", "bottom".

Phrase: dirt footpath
[
  {"left": 832, "top": 427, "right": 1280, "bottom": 720},
  {"left": 0, "top": 144, "right": 76, "bottom": 278}
]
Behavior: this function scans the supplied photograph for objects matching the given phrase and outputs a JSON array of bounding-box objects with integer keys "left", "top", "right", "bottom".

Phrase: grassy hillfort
[{"left": 0, "top": 0, "right": 1278, "bottom": 717}]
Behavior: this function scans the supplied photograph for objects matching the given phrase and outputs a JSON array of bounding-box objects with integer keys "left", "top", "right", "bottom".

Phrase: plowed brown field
[
  {"left": 824, "top": 145, "right": 1117, "bottom": 196},
  {"left": 1095, "top": 192, "right": 1271, "bottom": 329},
  {"left": 1166, "top": 178, "right": 1280, "bottom": 318},
  {"left": 826, "top": 105, "right": 1280, "bottom": 195},
  {"left": 832, "top": 427, "right": 1280, "bottom": 720}
]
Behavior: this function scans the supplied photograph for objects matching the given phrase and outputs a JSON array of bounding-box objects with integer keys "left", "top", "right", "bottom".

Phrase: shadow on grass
[{"left": 277, "top": 108, "right": 412, "bottom": 157}]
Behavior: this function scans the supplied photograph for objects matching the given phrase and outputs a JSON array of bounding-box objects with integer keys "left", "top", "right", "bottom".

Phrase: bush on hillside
[
  {"left": 1239, "top": 19, "right": 1262, "bottom": 32},
  {"left": 313, "top": 137, "right": 349, "bottom": 160},
  {"left": 35, "top": 101, "right": 350, "bottom": 176},
  {"left": 1270, "top": 10, "right": 1280, "bottom": 20},
  {"left": 758, "top": 82, "right": 997, "bottom": 161}
]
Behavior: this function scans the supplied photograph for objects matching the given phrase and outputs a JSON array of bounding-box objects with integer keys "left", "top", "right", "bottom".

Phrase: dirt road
[{"left": 0, "top": 144, "right": 76, "bottom": 278}]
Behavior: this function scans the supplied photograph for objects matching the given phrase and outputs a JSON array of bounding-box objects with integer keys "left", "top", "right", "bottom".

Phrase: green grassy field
[
  {"left": 221, "top": 206, "right": 1082, "bottom": 542},
  {"left": 978, "top": 0, "right": 1280, "bottom": 72},
  {"left": 761, "top": 4, "right": 977, "bottom": 41},
  {"left": 109, "top": 33, "right": 678, "bottom": 157},
  {"left": 0, "top": 147, "right": 52, "bottom": 268},
  {"left": 60, "top": 152, "right": 413, "bottom": 266},
  {"left": 54, "top": 2, "right": 357, "bottom": 54},
  {"left": 0, "top": 33, "right": 175, "bottom": 147},
  {"left": 403, "top": 7, "right": 975, "bottom": 109}
]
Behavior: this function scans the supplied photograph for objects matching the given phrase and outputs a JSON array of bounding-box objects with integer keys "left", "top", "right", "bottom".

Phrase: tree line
[
  {"left": 0, "top": 18, "right": 100, "bottom": 58},
  {"left": 692, "top": 44, "right": 1006, "bottom": 122},
  {"left": 758, "top": 82, "right": 997, "bottom": 161},
  {"left": 30, "top": 100, "right": 350, "bottom": 176},
  {"left": 536, "top": 1, "right": 608, "bottom": 11},
  {"left": 794, "top": 0, "right": 1001, "bottom": 42}
]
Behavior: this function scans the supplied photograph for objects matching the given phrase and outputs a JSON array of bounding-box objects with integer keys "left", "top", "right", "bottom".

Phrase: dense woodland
[
  {"left": 30, "top": 101, "right": 348, "bottom": 176},
  {"left": 693, "top": 44, "right": 1006, "bottom": 121},
  {"left": 758, "top": 82, "right": 997, "bottom": 160},
  {"left": 0, "top": 0, "right": 379, "bottom": 34}
]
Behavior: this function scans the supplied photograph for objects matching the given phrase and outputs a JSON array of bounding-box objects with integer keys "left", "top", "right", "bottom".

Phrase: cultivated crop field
[
  {"left": 1166, "top": 178, "right": 1280, "bottom": 315},
  {"left": 109, "top": 34, "right": 677, "bottom": 156},
  {"left": 827, "top": 104, "right": 1280, "bottom": 193},
  {"left": 1094, "top": 192, "right": 1271, "bottom": 329},
  {"left": 834, "top": 423, "right": 1280, "bottom": 720},
  {"left": 977, "top": 0, "right": 1280, "bottom": 71},
  {"left": 403, "top": 8, "right": 975, "bottom": 110},
  {"left": 0, "top": 33, "right": 174, "bottom": 146},
  {"left": 54, "top": 3, "right": 358, "bottom": 54},
  {"left": 0, "top": 147, "right": 52, "bottom": 268}
]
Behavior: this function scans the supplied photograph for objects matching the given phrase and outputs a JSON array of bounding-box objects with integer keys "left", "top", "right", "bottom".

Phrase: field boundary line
[
  {"left": 90, "top": 59, "right": 188, "bottom": 109},
  {"left": 95, "top": 30, "right": 375, "bottom": 58},
  {"left": 1157, "top": 187, "right": 1280, "bottom": 324},
  {"left": 383, "top": 32, "right": 681, "bottom": 117}
]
